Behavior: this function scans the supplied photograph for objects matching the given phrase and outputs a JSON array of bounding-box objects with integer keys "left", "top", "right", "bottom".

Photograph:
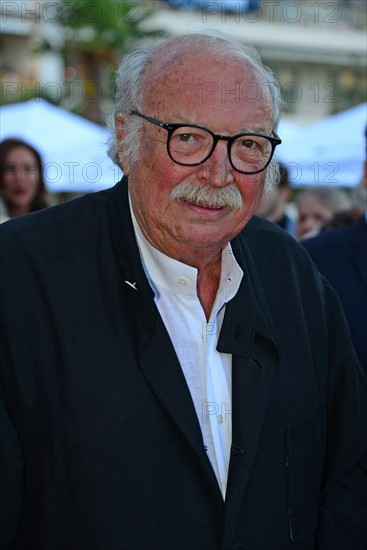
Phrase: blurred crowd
[{"left": 256, "top": 161, "right": 366, "bottom": 241}]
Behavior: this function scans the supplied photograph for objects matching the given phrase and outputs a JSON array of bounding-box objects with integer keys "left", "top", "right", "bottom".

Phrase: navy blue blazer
[
  {"left": 303, "top": 215, "right": 367, "bottom": 370},
  {"left": 0, "top": 179, "right": 366, "bottom": 549}
]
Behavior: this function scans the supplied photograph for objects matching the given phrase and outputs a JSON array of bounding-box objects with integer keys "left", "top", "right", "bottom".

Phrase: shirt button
[{"left": 177, "top": 277, "right": 189, "bottom": 287}]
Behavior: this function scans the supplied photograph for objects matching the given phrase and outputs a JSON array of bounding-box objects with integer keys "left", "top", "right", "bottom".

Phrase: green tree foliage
[{"left": 46, "top": 0, "right": 155, "bottom": 122}]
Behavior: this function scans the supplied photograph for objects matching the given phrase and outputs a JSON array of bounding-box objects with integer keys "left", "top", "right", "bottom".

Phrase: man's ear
[{"left": 115, "top": 114, "right": 130, "bottom": 175}]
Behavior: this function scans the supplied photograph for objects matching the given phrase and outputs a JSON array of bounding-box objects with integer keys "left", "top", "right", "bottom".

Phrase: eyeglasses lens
[
  {"left": 169, "top": 127, "right": 213, "bottom": 164},
  {"left": 231, "top": 136, "right": 272, "bottom": 173}
]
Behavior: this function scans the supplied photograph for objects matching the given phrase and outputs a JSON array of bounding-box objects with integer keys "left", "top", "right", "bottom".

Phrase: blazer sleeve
[
  {"left": 0, "top": 346, "right": 24, "bottom": 548},
  {"left": 315, "top": 278, "right": 367, "bottom": 549}
]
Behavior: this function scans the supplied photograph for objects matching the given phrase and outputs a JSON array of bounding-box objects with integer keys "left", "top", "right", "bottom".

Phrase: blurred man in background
[{"left": 255, "top": 161, "right": 296, "bottom": 236}]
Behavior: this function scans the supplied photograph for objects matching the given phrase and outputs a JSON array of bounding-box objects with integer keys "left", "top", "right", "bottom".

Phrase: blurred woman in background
[
  {"left": 0, "top": 138, "right": 49, "bottom": 221},
  {"left": 296, "top": 185, "right": 351, "bottom": 240}
]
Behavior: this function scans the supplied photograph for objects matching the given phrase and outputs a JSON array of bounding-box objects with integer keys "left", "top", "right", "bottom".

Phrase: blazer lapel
[
  {"left": 218, "top": 236, "right": 278, "bottom": 548},
  {"left": 107, "top": 180, "right": 224, "bottom": 505},
  {"left": 138, "top": 307, "right": 223, "bottom": 500}
]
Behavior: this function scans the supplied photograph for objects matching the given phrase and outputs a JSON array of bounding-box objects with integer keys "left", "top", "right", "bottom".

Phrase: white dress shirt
[{"left": 130, "top": 203, "right": 243, "bottom": 498}]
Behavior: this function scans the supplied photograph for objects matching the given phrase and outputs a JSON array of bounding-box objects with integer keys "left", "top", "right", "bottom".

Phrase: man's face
[
  {"left": 296, "top": 195, "right": 335, "bottom": 240},
  {"left": 118, "top": 48, "right": 273, "bottom": 261},
  {"left": 256, "top": 185, "right": 290, "bottom": 223}
]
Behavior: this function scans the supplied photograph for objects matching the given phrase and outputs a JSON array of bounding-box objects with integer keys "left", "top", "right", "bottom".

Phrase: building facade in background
[{"left": 1, "top": 0, "right": 366, "bottom": 125}]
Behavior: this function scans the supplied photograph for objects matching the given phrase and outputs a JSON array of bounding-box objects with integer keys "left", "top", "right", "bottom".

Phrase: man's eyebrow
[
  {"left": 171, "top": 114, "right": 270, "bottom": 135},
  {"left": 171, "top": 112, "right": 192, "bottom": 123},
  {"left": 240, "top": 126, "right": 270, "bottom": 134}
]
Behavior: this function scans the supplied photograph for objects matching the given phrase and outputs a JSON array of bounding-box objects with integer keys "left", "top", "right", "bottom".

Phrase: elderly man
[{"left": 0, "top": 32, "right": 366, "bottom": 550}]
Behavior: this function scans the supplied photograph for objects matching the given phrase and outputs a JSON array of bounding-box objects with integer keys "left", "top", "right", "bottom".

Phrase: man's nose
[{"left": 198, "top": 141, "right": 234, "bottom": 187}]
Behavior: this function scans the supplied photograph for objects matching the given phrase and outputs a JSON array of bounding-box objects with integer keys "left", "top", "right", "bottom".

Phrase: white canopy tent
[
  {"left": 1, "top": 99, "right": 365, "bottom": 191},
  {"left": 0, "top": 99, "right": 122, "bottom": 192},
  {"left": 277, "top": 103, "right": 367, "bottom": 188}
]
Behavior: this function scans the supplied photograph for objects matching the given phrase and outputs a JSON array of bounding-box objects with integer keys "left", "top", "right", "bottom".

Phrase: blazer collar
[
  {"left": 218, "top": 234, "right": 278, "bottom": 547},
  {"left": 217, "top": 233, "right": 277, "bottom": 358}
]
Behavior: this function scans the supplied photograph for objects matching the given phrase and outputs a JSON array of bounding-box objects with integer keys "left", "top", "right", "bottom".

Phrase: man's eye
[
  {"left": 178, "top": 133, "right": 194, "bottom": 142},
  {"left": 242, "top": 139, "right": 256, "bottom": 149}
]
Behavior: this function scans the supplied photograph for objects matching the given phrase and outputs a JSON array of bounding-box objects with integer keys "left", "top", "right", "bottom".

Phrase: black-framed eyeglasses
[{"left": 130, "top": 110, "right": 281, "bottom": 175}]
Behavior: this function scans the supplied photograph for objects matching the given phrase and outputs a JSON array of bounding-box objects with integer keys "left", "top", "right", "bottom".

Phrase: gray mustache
[{"left": 170, "top": 182, "right": 243, "bottom": 210}]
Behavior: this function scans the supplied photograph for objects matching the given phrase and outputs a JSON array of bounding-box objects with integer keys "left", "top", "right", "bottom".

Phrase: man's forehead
[
  {"left": 142, "top": 44, "right": 270, "bottom": 110},
  {"left": 145, "top": 42, "right": 258, "bottom": 82}
]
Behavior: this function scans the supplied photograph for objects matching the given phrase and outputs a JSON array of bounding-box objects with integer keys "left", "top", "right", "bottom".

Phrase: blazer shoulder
[
  {"left": 245, "top": 214, "right": 297, "bottom": 240},
  {"left": 233, "top": 216, "right": 324, "bottom": 302},
  {"left": 0, "top": 185, "right": 117, "bottom": 245},
  {"left": 242, "top": 215, "right": 309, "bottom": 262}
]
